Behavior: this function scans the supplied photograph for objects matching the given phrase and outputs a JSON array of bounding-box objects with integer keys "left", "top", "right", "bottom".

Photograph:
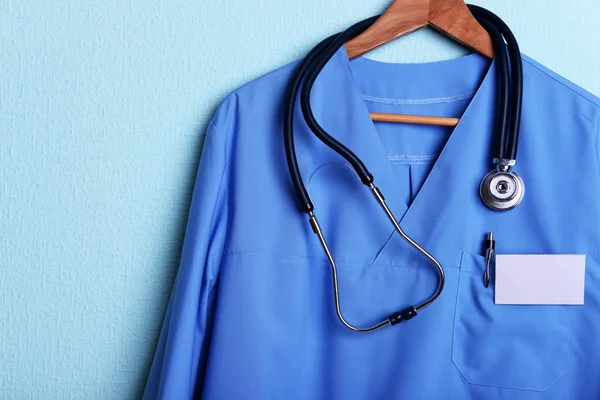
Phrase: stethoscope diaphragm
[{"left": 480, "top": 169, "right": 525, "bottom": 211}]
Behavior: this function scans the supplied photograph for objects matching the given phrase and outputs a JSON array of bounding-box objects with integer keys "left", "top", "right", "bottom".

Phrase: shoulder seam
[
  {"left": 208, "top": 119, "right": 219, "bottom": 132},
  {"left": 208, "top": 90, "right": 238, "bottom": 166},
  {"left": 523, "top": 58, "right": 600, "bottom": 109},
  {"left": 208, "top": 120, "right": 228, "bottom": 165},
  {"left": 596, "top": 114, "right": 600, "bottom": 176},
  {"left": 205, "top": 119, "right": 230, "bottom": 277}
]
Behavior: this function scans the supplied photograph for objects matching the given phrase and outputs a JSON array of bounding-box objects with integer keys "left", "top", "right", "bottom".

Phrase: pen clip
[{"left": 484, "top": 232, "right": 495, "bottom": 288}]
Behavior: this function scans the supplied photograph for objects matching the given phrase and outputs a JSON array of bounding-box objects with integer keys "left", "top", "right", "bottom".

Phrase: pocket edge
[{"left": 450, "top": 251, "right": 572, "bottom": 392}]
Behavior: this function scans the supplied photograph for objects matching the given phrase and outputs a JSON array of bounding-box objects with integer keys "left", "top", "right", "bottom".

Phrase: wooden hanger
[{"left": 345, "top": 0, "right": 494, "bottom": 127}]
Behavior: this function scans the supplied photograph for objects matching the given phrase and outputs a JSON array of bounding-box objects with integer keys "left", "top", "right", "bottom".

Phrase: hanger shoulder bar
[
  {"left": 345, "top": 0, "right": 429, "bottom": 60},
  {"left": 370, "top": 112, "right": 459, "bottom": 126}
]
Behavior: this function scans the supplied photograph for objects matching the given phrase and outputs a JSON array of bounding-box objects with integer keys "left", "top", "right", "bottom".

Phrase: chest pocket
[{"left": 452, "top": 252, "right": 572, "bottom": 391}]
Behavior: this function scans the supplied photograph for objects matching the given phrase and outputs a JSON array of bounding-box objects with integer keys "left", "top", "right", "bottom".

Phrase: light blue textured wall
[{"left": 1, "top": 0, "right": 598, "bottom": 398}]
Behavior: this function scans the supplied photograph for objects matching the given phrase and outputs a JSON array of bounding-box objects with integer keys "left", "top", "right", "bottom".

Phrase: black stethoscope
[{"left": 283, "top": 5, "right": 523, "bottom": 332}]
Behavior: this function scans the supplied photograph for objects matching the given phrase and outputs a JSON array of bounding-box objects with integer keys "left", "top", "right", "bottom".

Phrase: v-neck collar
[{"left": 301, "top": 48, "right": 499, "bottom": 267}]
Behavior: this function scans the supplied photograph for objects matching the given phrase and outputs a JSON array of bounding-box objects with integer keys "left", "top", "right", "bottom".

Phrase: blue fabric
[{"left": 143, "top": 49, "right": 600, "bottom": 399}]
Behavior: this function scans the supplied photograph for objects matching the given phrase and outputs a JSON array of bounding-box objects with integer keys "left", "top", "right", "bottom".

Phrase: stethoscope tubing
[
  {"left": 283, "top": 6, "right": 523, "bottom": 332},
  {"left": 470, "top": 5, "right": 523, "bottom": 162}
]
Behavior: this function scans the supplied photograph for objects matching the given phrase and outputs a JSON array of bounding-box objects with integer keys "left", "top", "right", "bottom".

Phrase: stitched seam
[
  {"left": 461, "top": 270, "right": 600, "bottom": 284},
  {"left": 225, "top": 251, "right": 460, "bottom": 271},
  {"left": 387, "top": 154, "right": 439, "bottom": 165},
  {"left": 458, "top": 266, "right": 600, "bottom": 283},
  {"left": 596, "top": 114, "right": 600, "bottom": 185},
  {"left": 523, "top": 58, "right": 600, "bottom": 109},
  {"left": 197, "top": 121, "right": 229, "bottom": 281},
  {"left": 387, "top": 154, "right": 439, "bottom": 161},
  {"left": 459, "top": 252, "right": 600, "bottom": 283},
  {"left": 361, "top": 91, "right": 475, "bottom": 106},
  {"left": 186, "top": 120, "right": 229, "bottom": 397},
  {"left": 451, "top": 253, "right": 468, "bottom": 383},
  {"left": 389, "top": 160, "right": 435, "bottom": 166},
  {"left": 369, "top": 229, "right": 396, "bottom": 267}
]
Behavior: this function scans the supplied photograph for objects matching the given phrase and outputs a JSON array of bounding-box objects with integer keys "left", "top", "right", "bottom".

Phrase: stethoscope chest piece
[{"left": 480, "top": 168, "right": 524, "bottom": 211}]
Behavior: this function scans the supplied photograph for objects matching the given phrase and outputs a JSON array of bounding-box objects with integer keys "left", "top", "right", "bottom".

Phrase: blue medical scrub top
[{"left": 144, "top": 48, "right": 600, "bottom": 399}]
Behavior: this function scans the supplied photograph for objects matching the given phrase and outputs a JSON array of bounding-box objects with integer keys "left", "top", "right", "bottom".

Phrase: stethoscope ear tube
[
  {"left": 283, "top": 17, "right": 380, "bottom": 214},
  {"left": 299, "top": 16, "right": 380, "bottom": 187},
  {"left": 283, "top": 34, "right": 338, "bottom": 213},
  {"left": 471, "top": 6, "right": 523, "bottom": 162},
  {"left": 477, "top": 17, "right": 511, "bottom": 164},
  {"left": 471, "top": 6, "right": 525, "bottom": 211}
]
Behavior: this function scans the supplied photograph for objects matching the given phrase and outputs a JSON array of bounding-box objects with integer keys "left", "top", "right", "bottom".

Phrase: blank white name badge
[{"left": 495, "top": 254, "right": 586, "bottom": 305}]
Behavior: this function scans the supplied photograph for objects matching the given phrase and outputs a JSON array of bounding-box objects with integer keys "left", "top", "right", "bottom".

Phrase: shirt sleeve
[{"left": 143, "top": 119, "right": 229, "bottom": 399}]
